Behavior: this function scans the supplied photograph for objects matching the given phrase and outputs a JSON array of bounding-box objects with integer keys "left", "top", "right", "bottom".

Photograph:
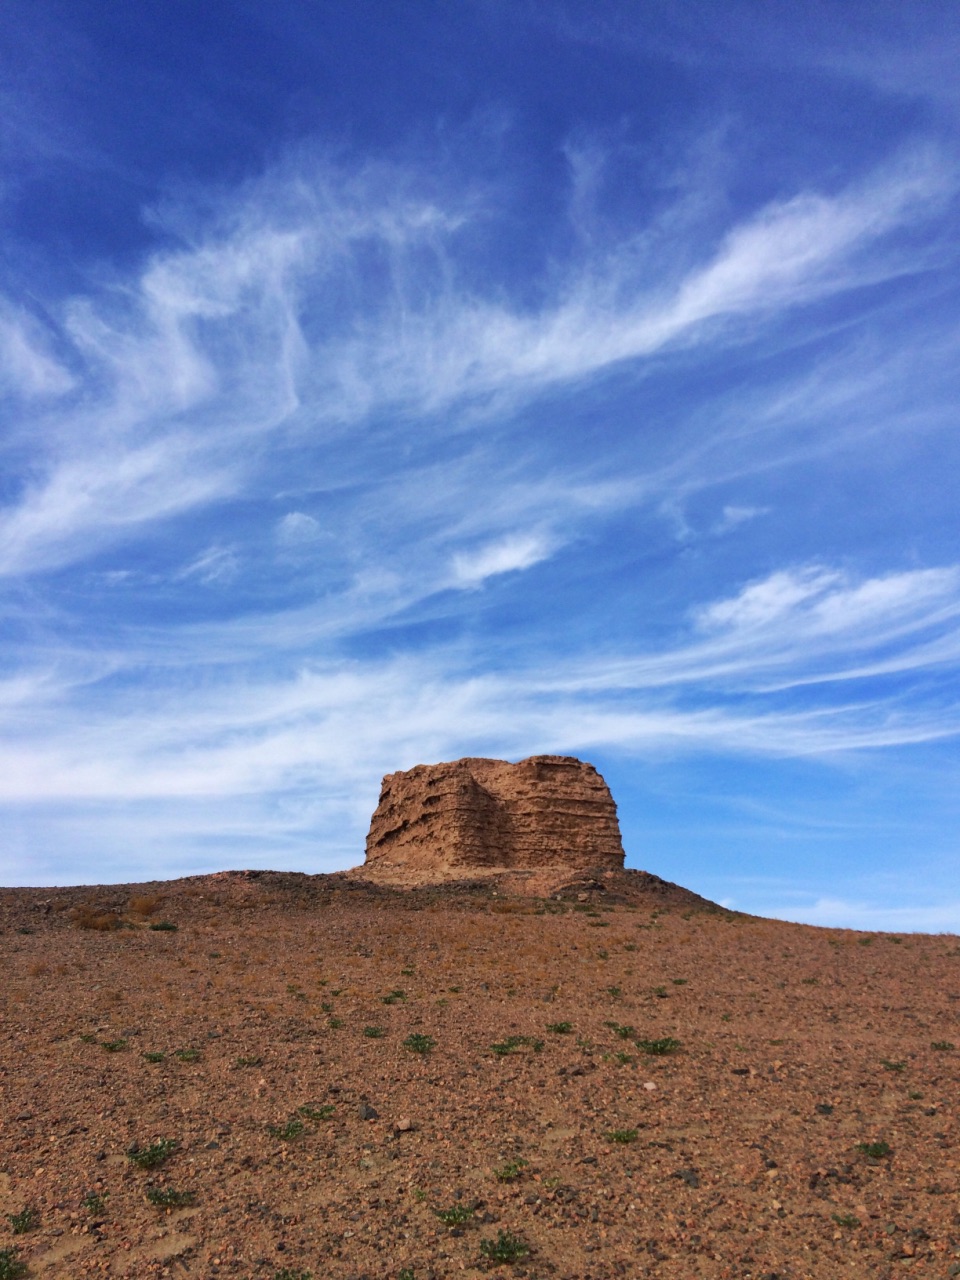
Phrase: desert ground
[{"left": 0, "top": 868, "right": 958, "bottom": 1279}]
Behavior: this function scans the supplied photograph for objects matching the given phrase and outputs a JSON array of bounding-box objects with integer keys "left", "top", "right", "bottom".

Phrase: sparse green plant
[
  {"left": 234, "top": 1055, "right": 262, "bottom": 1067},
  {"left": 479, "top": 1229, "right": 530, "bottom": 1263},
  {"left": 327, "top": 1017, "right": 343, "bottom": 1029},
  {"left": 887, "top": 936, "right": 901, "bottom": 944},
  {"left": 832, "top": 1213, "right": 860, "bottom": 1227},
  {"left": 606, "top": 985, "right": 621, "bottom": 997},
  {"left": 435, "top": 1203, "right": 473, "bottom": 1227},
  {"left": 858, "top": 936, "right": 873, "bottom": 946},
  {"left": 100, "top": 1038, "right": 127, "bottom": 1052},
  {"left": 363, "top": 1025, "right": 384, "bottom": 1039},
  {"left": 672, "top": 978, "right": 688, "bottom": 985},
  {"left": 398, "top": 1270, "right": 415, "bottom": 1280},
  {"left": 150, "top": 921, "right": 178, "bottom": 931},
  {"left": 128, "top": 1139, "right": 177, "bottom": 1169},
  {"left": 81, "top": 1192, "right": 108, "bottom": 1214},
  {"left": 146, "top": 1188, "right": 195, "bottom": 1209},
  {"left": 448, "top": 985, "right": 461, "bottom": 993},
  {"left": 143, "top": 1051, "right": 165, "bottom": 1063},
  {"left": 319, "top": 1001, "right": 334, "bottom": 1012},
  {"left": 604, "top": 1021, "right": 636, "bottom": 1040},
  {"left": 546, "top": 1021, "right": 572, "bottom": 1034},
  {"left": 175, "top": 1047, "right": 200, "bottom": 1062},
  {"left": 636, "top": 1037, "right": 681, "bottom": 1055},
  {"left": 298, "top": 1104, "right": 335, "bottom": 1121},
  {"left": 403, "top": 1033, "right": 435, "bottom": 1055},
  {"left": 0, "top": 1247, "right": 27, "bottom": 1279},
  {"left": 274, "top": 1271, "right": 312, "bottom": 1280},
  {"left": 490, "top": 1035, "right": 543, "bottom": 1056},
  {"left": 615, "top": 1051, "right": 633, "bottom": 1065},
  {"left": 605, "top": 1128, "right": 639, "bottom": 1144},
  {"left": 412, "top": 1188, "right": 427, "bottom": 1202},
  {"left": 908, "top": 1091, "right": 923, "bottom": 1100},
  {"left": 7, "top": 1208, "right": 37, "bottom": 1234},
  {"left": 266, "top": 1119, "right": 304, "bottom": 1140},
  {"left": 493, "top": 1158, "right": 528, "bottom": 1182},
  {"left": 623, "top": 943, "right": 637, "bottom": 952},
  {"left": 932, "top": 1040, "right": 955, "bottom": 1051},
  {"left": 856, "top": 1140, "right": 891, "bottom": 1159},
  {"left": 400, "top": 967, "right": 415, "bottom": 976},
  {"left": 380, "top": 989, "right": 407, "bottom": 1004},
  {"left": 652, "top": 985, "right": 668, "bottom": 998},
  {"left": 881, "top": 1059, "right": 905, "bottom": 1072},
  {"left": 720, "top": 1013, "right": 732, "bottom": 1021}
]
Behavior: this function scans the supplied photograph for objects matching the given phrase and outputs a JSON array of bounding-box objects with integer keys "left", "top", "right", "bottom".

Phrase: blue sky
[{"left": 2, "top": 2, "right": 960, "bottom": 929}]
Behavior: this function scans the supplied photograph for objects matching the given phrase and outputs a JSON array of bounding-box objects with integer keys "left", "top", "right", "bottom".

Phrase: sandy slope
[{"left": 0, "top": 870, "right": 958, "bottom": 1279}]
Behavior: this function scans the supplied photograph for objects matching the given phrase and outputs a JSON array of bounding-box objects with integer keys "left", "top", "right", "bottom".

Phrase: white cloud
[
  {"left": 451, "top": 531, "right": 554, "bottom": 587},
  {"left": 174, "top": 545, "right": 240, "bottom": 586},
  {"left": 0, "top": 143, "right": 951, "bottom": 578},
  {"left": 276, "top": 511, "right": 323, "bottom": 544},
  {"left": 759, "top": 895, "right": 960, "bottom": 934},
  {"left": 0, "top": 301, "right": 74, "bottom": 399}
]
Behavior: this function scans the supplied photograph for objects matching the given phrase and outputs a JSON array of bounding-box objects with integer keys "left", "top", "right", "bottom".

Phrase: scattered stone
[{"left": 358, "top": 1103, "right": 379, "bottom": 1121}]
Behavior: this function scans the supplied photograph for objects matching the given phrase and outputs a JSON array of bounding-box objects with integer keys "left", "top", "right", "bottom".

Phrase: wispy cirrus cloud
[{"left": 0, "top": 142, "right": 951, "bottom": 579}]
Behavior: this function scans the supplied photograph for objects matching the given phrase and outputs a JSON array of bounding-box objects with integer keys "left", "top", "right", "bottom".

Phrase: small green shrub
[
  {"left": 881, "top": 1059, "right": 905, "bottom": 1072},
  {"left": 490, "top": 1035, "right": 543, "bottom": 1056},
  {"left": 932, "top": 1040, "right": 955, "bottom": 1051},
  {"left": 143, "top": 1051, "right": 165, "bottom": 1063},
  {"left": 493, "top": 1158, "right": 528, "bottom": 1182},
  {"left": 403, "top": 1033, "right": 435, "bottom": 1055},
  {"left": 150, "top": 921, "right": 178, "bottom": 932},
  {"left": 128, "top": 1139, "right": 177, "bottom": 1169},
  {"left": 479, "top": 1230, "right": 530, "bottom": 1263},
  {"left": 7, "top": 1208, "right": 38, "bottom": 1234},
  {"left": 546, "top": 1021, "right": 572, "bottom": 1034},
  {"left": 435, "top": 1203, "right": 473, "bottom": 1226},
  {"left": 327, "top": 1017, "right": 344, "bottom": 1029},
  {"left": 298, "top": 1104, "right": 335, "bottom": 1121},
  {"left": 856, "top": 1140, "right": 891, "bottom": 1159},
  {"left": 363, "top": 1025, "right": 384, "bottom": 1039},
  {"left": 604, "top": 1021, "right": 635, "bottom": 1040},
  {"left": 174, "top": 1048, "right": 200, "bottom": 1062},
  {"left": 146, "top": 1188, "right": 195, "bottom": 1209},
  {"left": 0, "top": 1247, "right": 27, "bottom": 1279},
  {"left": 266, "top": 1119, "right": 304, "bottom": 1140},
  {"left": 101, "top": 1039, "right": 128, "bottom": 1052},
  {"left": 380, "top": 989, "right": 407, "bottom": 1004},
  {"left": 832, "top": 1213, "right": 860, "bottom": 1227},
  {"left": 605, "top": 1128, "right": 639, "bottom": 1144},
  {"left": 636, "top": 1037, "right": 681, "bottom": 1055},
  {"left": 274, "top": 1271, "right": 312, "bottom": 1280},
  {"left": 81, "top": 1192, "right": 108, "bottom": 1214},
  {"left": 234, "top": 1055, "right": 262, "bottom": 1067}
]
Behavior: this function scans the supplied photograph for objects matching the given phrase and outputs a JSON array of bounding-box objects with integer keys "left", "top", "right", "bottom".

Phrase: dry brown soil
[{"left": 1, "top": 869, "right": 958, "bottom": 1280}]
